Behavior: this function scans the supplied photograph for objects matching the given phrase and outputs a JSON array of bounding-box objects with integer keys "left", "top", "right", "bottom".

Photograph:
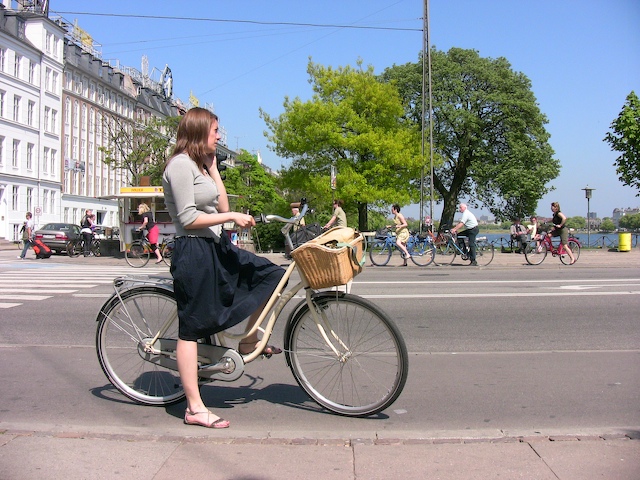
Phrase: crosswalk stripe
[
  {"left": 0, "top": 303, "right": 21, "bottom": 308},
  {"left": 0, "top": 288, "right": 80, "bottom": 293},
  {"left": 0, "top": 295, "right": 51, "bottom": 300}
]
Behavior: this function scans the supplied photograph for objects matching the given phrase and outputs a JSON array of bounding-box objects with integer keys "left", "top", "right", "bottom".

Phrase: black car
[{"left": 34, "top": 223, "right": 81, "bottom": 254}]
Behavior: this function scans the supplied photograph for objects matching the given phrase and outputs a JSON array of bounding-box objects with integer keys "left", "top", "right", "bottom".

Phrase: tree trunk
[{"left": 357, "top": 202, "right": 368, "bottom": 232}]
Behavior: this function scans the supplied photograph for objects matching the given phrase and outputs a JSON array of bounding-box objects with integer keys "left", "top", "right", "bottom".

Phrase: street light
[{"left": 582, "top": 185, "right": 595, "bottom": 247}]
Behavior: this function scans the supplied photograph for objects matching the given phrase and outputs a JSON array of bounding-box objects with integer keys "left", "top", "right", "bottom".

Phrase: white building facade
[{"left": 0, "top": 0, "right": 64, "bottom": 241}]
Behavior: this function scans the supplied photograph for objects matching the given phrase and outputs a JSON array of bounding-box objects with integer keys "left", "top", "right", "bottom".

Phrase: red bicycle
[{"left": 524, "top": 232, "right": 581, "bottom": 265}]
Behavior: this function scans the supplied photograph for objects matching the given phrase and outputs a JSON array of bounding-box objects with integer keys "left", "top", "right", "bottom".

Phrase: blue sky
[{"left": 50, "top": 0, "right": 640, "bottom": 221}]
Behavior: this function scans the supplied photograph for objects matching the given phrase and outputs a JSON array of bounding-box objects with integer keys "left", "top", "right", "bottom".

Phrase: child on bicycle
[{"left": 387, "top": 204, "right": 411, "bottom": 266}]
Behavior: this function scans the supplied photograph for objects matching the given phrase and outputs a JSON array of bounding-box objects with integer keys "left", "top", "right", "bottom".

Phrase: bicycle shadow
[{"left": 92, "top": 371, "right": 389, "bottom": 420}]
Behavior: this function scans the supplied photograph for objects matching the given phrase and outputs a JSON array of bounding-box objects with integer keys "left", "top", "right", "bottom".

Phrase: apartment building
[
  {"left": 0, "top": 0, "right": 64, "bottom": 241},
  {"left": 0, "top": 0, "right": 183, "bottom": 241}
]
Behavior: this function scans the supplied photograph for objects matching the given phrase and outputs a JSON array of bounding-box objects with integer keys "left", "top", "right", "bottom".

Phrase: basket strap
[{"left": 336, "top": 242, "right": 366, "bottom": 267}]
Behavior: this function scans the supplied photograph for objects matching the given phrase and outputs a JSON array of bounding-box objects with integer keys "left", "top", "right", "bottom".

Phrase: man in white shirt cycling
[{"left": 450, "top": 203, "right": 479, "bottom": 266}]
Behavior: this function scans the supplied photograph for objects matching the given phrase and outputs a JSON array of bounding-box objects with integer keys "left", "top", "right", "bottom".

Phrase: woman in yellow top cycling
[{"left": 388, "top": 204, "right": 411, "bottom": 266}]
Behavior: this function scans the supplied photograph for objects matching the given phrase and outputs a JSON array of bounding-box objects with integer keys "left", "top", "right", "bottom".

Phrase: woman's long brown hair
[{"left": 168, "top": 107, "right": 218, "bottom": 170}]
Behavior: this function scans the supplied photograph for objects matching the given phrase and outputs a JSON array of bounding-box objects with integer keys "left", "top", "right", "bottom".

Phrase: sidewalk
[
  {"left": 1, "top": 241, "right": 639, "bottom": 479},
  {"left": 0, "top": 428, "right": 638, "bottom": 479}
]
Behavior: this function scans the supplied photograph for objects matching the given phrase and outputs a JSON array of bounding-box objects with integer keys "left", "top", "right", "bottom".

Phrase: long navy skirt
[{"left": 170, "top": 234, "right": 285, "bottom": 341}]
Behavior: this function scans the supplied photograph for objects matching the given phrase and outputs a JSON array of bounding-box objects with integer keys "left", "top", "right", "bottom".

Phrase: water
[{"left": 480, "top": 232, "right": 638, "bottom": 249}]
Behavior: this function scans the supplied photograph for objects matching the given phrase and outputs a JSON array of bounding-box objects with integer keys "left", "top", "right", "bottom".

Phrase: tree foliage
[
  {"left": 618, "top": 213, "right": 640, "bottom": 231},
  {"left": 565, "top": 216, "right": 586, "bottom": 230},
  {"left": 604, "top": 91, "right": 640, "bottom": 196},
  {"left": 261, "top": 60, "right": 425, "bottom": 231},
  {"left": 380, "top": 48, "right": 560, "bottom": 226},
  {"left": 100, "top": 116, "right": 180, "bottom": 186},
  {"left": 599, "top": 218, "right": 615, "bottom": 232},
  {"left": 223, "top": 150, "right": 281, "bottom": 215}
]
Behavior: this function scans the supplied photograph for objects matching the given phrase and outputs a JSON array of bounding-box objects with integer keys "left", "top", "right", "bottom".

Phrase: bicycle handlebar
[{"left": 253, "top": 198, "right": 309, "bottom": 253}]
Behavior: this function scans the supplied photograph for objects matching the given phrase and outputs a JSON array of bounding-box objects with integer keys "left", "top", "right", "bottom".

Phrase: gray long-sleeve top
[{"left": 162, "top": 153, "right": 222, "bottom": 238}]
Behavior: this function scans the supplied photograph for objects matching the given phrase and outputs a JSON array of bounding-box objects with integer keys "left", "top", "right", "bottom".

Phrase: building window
[
  {"left": 0, "top": 48, "right": 5, "bottom": 72},
  {"left": 14, "top": 54, "right": 21, "bottom": 78},
  {"left": 12, "top": 186, "right": 19, "bottom": 210},
  {"left": 0, "top": 135, "right": 4, "bottom": 165},
  {"left": 52, "top": 72, "right": 59, "bottom": 93},
  {"left": 45, "top": 67, "right": 52, "bottom": 91},
  {"left": 26, "top": 143, "right": 34, "bottom": 170},
  {"left": 46, "top": 33, "right": 53, "bottom": 54},
  {"left": 51, "top": 110, "right": 57, "bottom": 132},
  {"left": 43, "top": 147, "right": 49, "bottom": 173},
  {"left": 82, "top": 104, "right": 87, "bottom": 130},
  {"left": 51, "top": 149, "right": 57, "bottom": 173},
  {"left": 26, "top": 187, "right": 32, "bottom": 211},
  {"left": 53, "top": 38, "right": 60, "bottom": 58},
  {"left": 12, "top": 140, "right": 19, "bottom": 167},
  {"left": 65, "top": 72, "right": 72, "bottom": 89},
  {"left": 44, "top": 107, "right": 50, "bottom": 132},
  {"left": 0, "top": 90, "right": 5, "bottom": 117},
  {"left": 50, "top": 191, "right": 56, "bottom": 213},
  {"left": 13, "top": 95, "right": 21, "bottom": 122},
  {"left": 72, "top": 137, "right": 78, "bottom": 160},
  {"left": 43, "top": 190, "right": 49, "bottom": 213},
  {"left": 28, "top": 60, "right": 35, "bottom": 84},
  {"left": 27, "top": 101, "right": 35, "bottom": 126},
  {"left": 74, "top": 100, "right": 79, "bottom": 126},
  {"left": 65, "top": 97, "right": 70, "bottom": 124}
]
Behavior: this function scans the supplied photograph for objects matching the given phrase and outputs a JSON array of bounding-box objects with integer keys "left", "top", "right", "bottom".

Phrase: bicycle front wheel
[
  {"left": 96, "top": 286, "right": 184, "bottom": 406},
  {"left": 524, "top": 240, "right": 547, "bottom": 265},
  {"left": 474, "top": 240, "right": 495, "bottom": 266},
  {"left": 410, "top": 239, "right": 436, "bottom": 266},
  {"left": 369, "top": 240, "right": 393, "bottom": 266},
  {"left": 92, "top": 240, "right": 101, "bottom": 257},
  {"left": 285, "top": 293, "right": 409, "bottom": 417},
  {"left": 560, "top": 240, "right": 581, "bottom": 265},
  {"left": 125, "top": 241, "right": 150, "bottom": 267}
]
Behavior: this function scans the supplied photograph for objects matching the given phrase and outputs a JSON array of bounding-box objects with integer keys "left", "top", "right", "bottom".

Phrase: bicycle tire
[
  {"left": 125, "top": 241, "right": 150, "bottom": 267},
  {"left": 96, "top": 286, "right": 185, "bottom": 406},
  {"left": 410, "top": 238, "right": 436, "bottom": 266},
  {"left": 161, "top": 240, "right": 174, "bottom": 266},
  {"left": 434, "top": 241, "right": 456, "bottom": 265},
  {"left": 284, "top": 293, "right": 409, "bottom": 417},
  {"left": 369, "top": 239, "right": 393, "bottom": 266},
  {"left": 560, "top": 240, "right": 580, "bottom": 265},
  {"left": 474, "top": 240, "right": 494, "bottom": 266},
  {"left": 524, "top": 240, "right": 547, "bottom": 265},
  {"left": 67, "top": 239, "right": 82, "bottom": 257},
  {"left": 92, "top": 239, "right": 101, "bottom": 257}
]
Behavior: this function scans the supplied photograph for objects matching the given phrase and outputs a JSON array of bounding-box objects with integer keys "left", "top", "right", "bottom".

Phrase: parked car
[{"left": 33, "top": 223, "right": 81, "bottom": 254}]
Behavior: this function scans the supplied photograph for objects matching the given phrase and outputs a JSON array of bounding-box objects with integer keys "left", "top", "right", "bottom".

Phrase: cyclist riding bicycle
[{"left": 450, "top": 203, "right": 479, "bottom": 266}]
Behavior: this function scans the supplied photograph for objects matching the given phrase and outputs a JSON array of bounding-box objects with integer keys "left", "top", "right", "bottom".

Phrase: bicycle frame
[{"left": 110, "top": 204, "right": 349, "bottom": 368}]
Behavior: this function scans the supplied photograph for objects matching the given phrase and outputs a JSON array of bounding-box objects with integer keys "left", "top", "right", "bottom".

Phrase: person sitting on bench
[{"left": 510, "top": 218, "right": 528, "bottom": 253}]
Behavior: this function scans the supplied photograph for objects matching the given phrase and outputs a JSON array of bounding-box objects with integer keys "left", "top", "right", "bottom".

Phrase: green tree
[
  {"left": 599, "top": 218, "right": 615, "bottom": 232},
  {"left": 223, "top": 150, "right": 281, "bottom": 215},
  {"left": 100, "top": 115, "right": 180, "bottom": 186},
  {"left": 261, "top": 60, "right": 425, "bottom": 231},
  {"left": 565, "top": 216, "right": 586, "bottom": 230},
  {"left": 619, "top": 213, "right": 640, "bottom": 231},
  {"left": 604, "top": 91, "right": 640, "bottom": 195},
  {"left": 380, "top": 48, "right": 560, "bottom": 226}
]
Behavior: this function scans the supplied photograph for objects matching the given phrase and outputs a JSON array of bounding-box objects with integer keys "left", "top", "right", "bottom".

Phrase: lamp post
[{"left": 582, "top": 185, "right": 595, "bottom": 247}]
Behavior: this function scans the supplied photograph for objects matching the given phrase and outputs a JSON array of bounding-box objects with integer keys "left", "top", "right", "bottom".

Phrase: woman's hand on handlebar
[{"left": 232, "top": 212, "right": 256, "bottom": 228}]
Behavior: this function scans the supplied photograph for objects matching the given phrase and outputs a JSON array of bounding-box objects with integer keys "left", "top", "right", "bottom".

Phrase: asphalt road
[{"left": 0, "top": 250, "right": 638, "bottom": 440}]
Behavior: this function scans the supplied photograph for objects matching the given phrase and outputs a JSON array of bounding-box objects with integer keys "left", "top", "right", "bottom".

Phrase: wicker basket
[{"left": 290, "top": 227, "right": 365, "bottom": 289}]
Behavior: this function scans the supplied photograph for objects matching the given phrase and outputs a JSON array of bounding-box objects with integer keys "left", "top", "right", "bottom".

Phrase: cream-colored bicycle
[{"left": 96, "top": 200, "right": 408, "bottom": 417}]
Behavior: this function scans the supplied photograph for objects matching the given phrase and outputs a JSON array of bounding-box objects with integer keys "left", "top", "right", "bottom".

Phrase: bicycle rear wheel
[
  {"left": 161, "top": 240, "right": 174, "bottom": 266},
  {"left": 285, "top": 293, "right": 409, "bottom": 417},
  {"left": 369, "top": 239, "right": 393, "bottom": 266},
  {"left": 434, "top": 241, "right": 456, "bottom": 265},
  {"left": 560, "top": 240, "right": 580, "bottom": 265},
  {"left": 96, "top": 287, "right": 184, "bottom": 406},
  {"left": 67, "top": 239, "right": 82, "bottom": 257},
  {"left": 410, "top": 239, "right": 436, "bottom": 266},
  {"left": 125, "top": 241, "right": 150, "bottom": 267},
  {"left": 92, "top": 239, "right": 101, "bottom": 257},
  {"left": 474, "top": 240, "right": 494, "bottom": 266},
  {"left": 524, "top": 240, "right": 547, "bottom": 265}
]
